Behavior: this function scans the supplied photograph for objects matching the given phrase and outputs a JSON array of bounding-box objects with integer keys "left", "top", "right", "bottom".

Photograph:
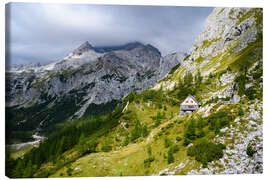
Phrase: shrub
[
  {"left": 154, "top": 112, "right": 162, "bottom": 127},
  {"left": 169, "top": 63, "right": 180, "bottom": 74},
  {"left": 164, "top": 137, "right": 172, "bottom": 148},
  {"left": 147, "top": 145, "right": 152, "bottom": 156},
  {"left": 246, "top": 88, "right": 256, "bottom": 100},
  {"left": 171, "top": 144, "right": 180, "bottom": 153},
  {"left": 167, "top": 147, "right": 174, "bottom": 164},
  {"left": 238, "top": 106, "right": 244, "bottom": 116},
  {"left": 207, "top": 112, "right": 233, "bottom": 134},
  {"left": 176, "top": 136, "right": 182, "bottom": 142},
  {"left": 66, "top": 167, "right": 73, "bottom": 176},
  {"left": 140, "top": 89, "right": 164, "bottom": 103},
  {"left": 187, "top": 140, "right": 226, "bottom": 168},
  {"left": 246, "top": 141, "right": 256, "bottom": 157},
  {"left": 122, "top": 134, "right": 129, "bottom": 146},
  {"left": 79, "top": 139, "right": 98, "bottom": 155},
  {"left": 101, "top": 139, "right": 112, "bottom": 152},
  {"left": 183, "top": 118, "right": 196, "bottom": 145},
  {"left": 170, "top": 112, "right": 174, "bottom": 118},
  {"left": 144, "top": 157, "right": 155, "bottom": 168},
  {"left": 235, "top": 74, "right": 247, "bottom": 96},
  {"left": 183, "top": 138, "right": 191, "bottom": 146},
  {"left": 125, "top": 91, "right": 135, "bottom": 103},
  {"left": 177, "top": 72, "right": 196, "bottom": 101},
  {"left": 164, "top": 105, "right": 167, "bottom": 111},
  {"left": 130, "top": 120, "right": 149, "bottom": 142}
]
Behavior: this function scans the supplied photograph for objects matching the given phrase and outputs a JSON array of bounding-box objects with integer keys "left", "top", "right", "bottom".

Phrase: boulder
[{"left": 233, "top": 94, "right": 240, "bottom": 103}]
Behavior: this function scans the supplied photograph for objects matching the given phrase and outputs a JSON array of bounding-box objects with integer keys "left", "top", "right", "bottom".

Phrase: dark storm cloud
[{"left": 6, "top": 2, "right": 213, "bottom": 64}]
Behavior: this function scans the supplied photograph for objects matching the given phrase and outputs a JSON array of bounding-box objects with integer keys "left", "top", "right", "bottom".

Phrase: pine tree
[
  {"left": 197, "top": 116, "right": 205, "bottom": 137},
  {"left": 167, "top": 147, "right": 174, "bottom": 164},
  {"left": 78, "top": 133, "right": 86, "bottom": 153},
  {"left": 147, "top": 145, "right": 152, "bottom": 157},
  {"left": 123, "top": 134, "right": 129, "bottom": 146},
  {"left": 23, "top": 160, "right": 33, "bottom": 178},
  {"left": 178, "top": 71, "right": 195, "bottom": 100},
  {"left": 214, "top": 120, "right": 221, "bottom": 134},
  {"left": 186, "top": 118, "right": 196, "bottom": 140},
  {"left": 12, "top": 159, "right": 24, "bottom": 178}
]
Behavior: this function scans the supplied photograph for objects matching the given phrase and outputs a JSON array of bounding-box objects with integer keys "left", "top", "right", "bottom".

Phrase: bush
[
  {"left": 183, "top": 118, "right": 196, "bottom": 145},
  {"left": 79, "top": 140, "right": 98, "bottom": 155},
  {"left": 164, "top": 137, "right": 172, "bottom": 148},
  {"left": 171, "top": 144, "right": 180, "bottom": 153},
  {"left": 246, "top": 141, "right": 256, "bottom": 157},
  {"left": 167, "top": 147, "right": 174, "bottom": 164},
  {"left": 140, "top": 89, "right": 164, "bottom": 103},
  {"left": 177, "top": 72, "right": 196, "bottom": 101},
  {"left": 238, "top": 106, "right": 244, "bottom": 116},
  {"left": 125, "top": 91, "right": 135, "bottom": 103},
  {"left": 130, "top": 120, "right": 149, "bottom": 142},
  {"left": 101, "top": 139, "right": 112, "bottom": 152},
  {"left": 164, "top": 105, "right": 167, "bottom": 111},
  {"left": 154, "top": 111, "right": 164, "bottom": 127},
  {"left": 66, "top": 167, "right": 73, "bottom": 176},
  {"left": 246, "top": 88, "right": 256, "bottom": 100},
  {"left": 147, "top": 145, "right": 152, "bottom": 156},
  {"left": 176, "top": 136, "right": 182, "bottom": 142},
  {"left": 183, "top": 138, "right": 191, "bottom": 146},
  {"left": 187, "top": 140, "right": 226, "bottom": 168},
  {"left": 122, "top": 134, "right": 129, "bottom": 146},
  {"left": 207, "top": 112, "right": 233, "bottom": 134},
  {"left": 144, "top": 157, "right": 155, "bottom": 168}
]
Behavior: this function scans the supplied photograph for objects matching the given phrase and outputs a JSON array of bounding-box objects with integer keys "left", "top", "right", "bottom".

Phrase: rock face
[
  {"left": 189, "top": 8, "right": 259, "bottom": 61},
  {"left": 170, "top": 7, "right": 262, "bottom": 76},
  {"left": 6, "top": 41, "right": 186, "bottom": 138},
  {"left": 158, "top": 52, "right": 187, "bottom": 80}
]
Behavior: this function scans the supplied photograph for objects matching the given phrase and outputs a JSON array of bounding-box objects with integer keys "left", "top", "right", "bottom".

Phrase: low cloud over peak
[{"left": 6, "top": 3, "right": 213, "bottom": 65}]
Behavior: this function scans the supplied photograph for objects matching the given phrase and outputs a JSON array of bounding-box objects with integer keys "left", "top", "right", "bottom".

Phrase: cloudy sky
[{"left": 6, "top": 3, "right": 213, "bottom": 65}]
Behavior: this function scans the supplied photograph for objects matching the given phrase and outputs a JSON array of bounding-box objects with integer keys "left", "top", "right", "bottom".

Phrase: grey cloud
[{"left": 6, "top": 3, "right": 213, "bottom": 64}]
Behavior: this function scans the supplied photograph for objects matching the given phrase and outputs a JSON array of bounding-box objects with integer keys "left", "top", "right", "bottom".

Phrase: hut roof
[{"left": 180, "top": 95, "right": 201, "bottom": 106}]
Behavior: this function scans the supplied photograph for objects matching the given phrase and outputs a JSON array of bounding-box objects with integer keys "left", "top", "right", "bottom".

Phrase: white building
[{"left": 180, "top": 95, "right": 201, "bottom": 115}]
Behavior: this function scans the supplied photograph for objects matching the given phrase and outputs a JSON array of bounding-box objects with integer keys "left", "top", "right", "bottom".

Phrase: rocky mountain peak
[
  {"left": 122, "top": 41, "right": 144, "bottom": 50},
  {"left": 8, "top": 62, "right": 42, "bottom": 72},
  {"left": 72, "top": 41, "right": 94, "bottom": 55}
]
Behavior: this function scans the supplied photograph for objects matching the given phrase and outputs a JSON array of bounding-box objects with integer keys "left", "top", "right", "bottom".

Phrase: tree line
[{"left": 6, "top": 105, "right": 124, "bottom": 178}]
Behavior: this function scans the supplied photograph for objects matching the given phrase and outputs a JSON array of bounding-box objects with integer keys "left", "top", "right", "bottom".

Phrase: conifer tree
[{"left": 23, "top": 160, "right": 33, "bottom": 178}]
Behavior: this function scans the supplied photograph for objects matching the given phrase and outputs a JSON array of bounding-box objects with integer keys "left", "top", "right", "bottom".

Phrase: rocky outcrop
[
  {"left": 188, "top": 102, "right": 263, "bottom": 174},
  {"left": 158, "top": 52, "right": 187, "bottom": 80},
  {"left": 189, "top": 8, "right": 259, "bottom": 60}
]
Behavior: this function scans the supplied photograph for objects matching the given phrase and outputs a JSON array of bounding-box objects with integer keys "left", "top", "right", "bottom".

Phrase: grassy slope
[{"left": 49, "top": 101, "right": 201, "bottom": 177}]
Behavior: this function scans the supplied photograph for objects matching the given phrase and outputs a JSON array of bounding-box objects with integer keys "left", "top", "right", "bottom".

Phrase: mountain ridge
[{"left": 6, "top": 40, "right": 187, "bottom": 143}]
